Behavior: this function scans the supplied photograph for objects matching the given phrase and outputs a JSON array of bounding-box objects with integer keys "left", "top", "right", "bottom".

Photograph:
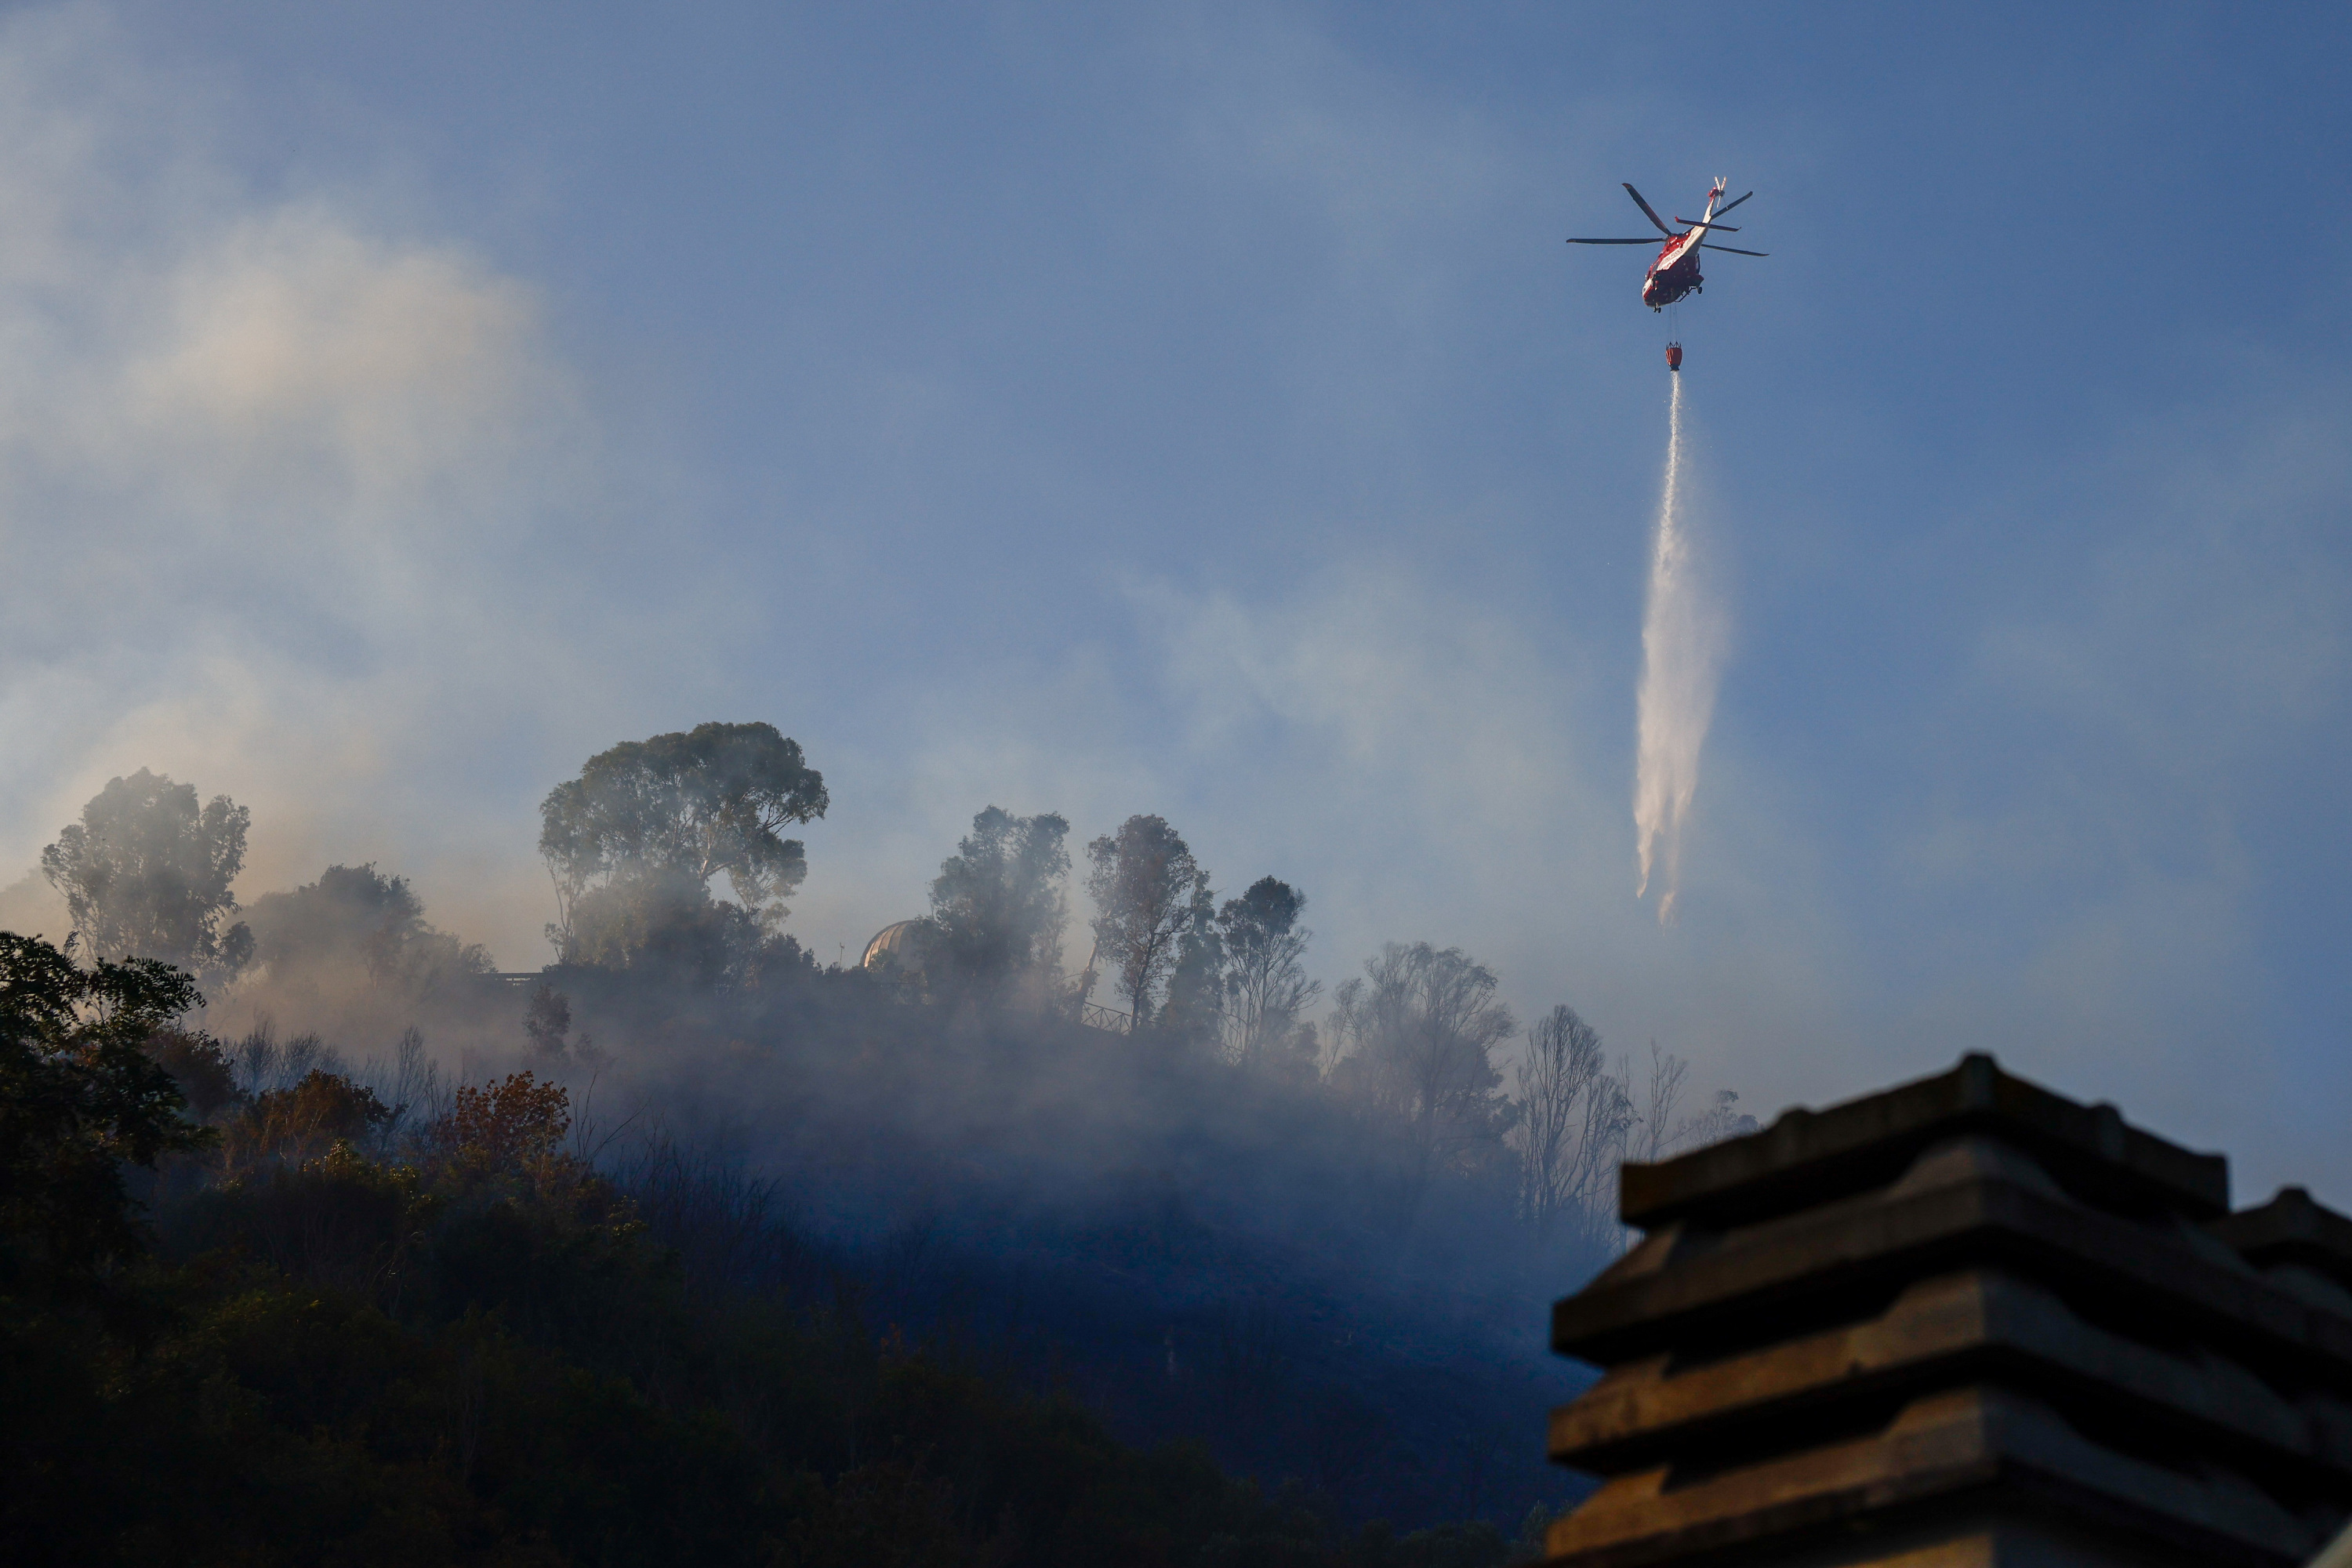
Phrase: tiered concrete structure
[{"left": 1544, "top": 1054, "right": 2352, "bottom": 1568}]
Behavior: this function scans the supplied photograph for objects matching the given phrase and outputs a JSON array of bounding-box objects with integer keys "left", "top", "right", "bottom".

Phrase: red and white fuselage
[
  {"left": 1566, "top": 177, "right": 1765, "bottom": 342},
  {"left": 1642, "top": 181, "right": 1726, "bottom": 309}
]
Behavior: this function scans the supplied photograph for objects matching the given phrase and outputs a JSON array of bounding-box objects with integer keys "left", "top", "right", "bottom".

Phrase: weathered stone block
[{"left": 1541, "top": 1054, "right": 2352, "bottom": 1568}]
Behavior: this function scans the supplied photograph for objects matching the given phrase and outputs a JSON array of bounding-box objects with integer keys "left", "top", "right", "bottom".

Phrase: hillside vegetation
[{"left": 5, "top": 730, "right": 1754, "bottom": 1563}]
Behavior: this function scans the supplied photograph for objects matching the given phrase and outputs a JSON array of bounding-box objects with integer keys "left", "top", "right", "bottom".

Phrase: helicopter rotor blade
[
  {"left": 1709, "top": 190, "right": 1755, "bottom": 219},
  {"left": 1700, "top": 243, "right": 1769, "bottom": 256},
  {"left": 1621, "top": 183, "right": 1675, "bottom": 235},
  {"left": 1673, "top": 218, "right": 1739, "bottom": 230},
  {"left": 1566, "top": 237, "right": 1665, "bottom": 245}
]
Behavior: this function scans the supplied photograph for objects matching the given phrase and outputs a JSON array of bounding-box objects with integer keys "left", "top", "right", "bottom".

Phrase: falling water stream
[{"left": 1632, "top": 372, "right": 1724, "bottom": 924}]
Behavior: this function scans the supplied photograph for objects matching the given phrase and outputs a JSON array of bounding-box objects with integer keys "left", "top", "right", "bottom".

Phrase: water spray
[{"left": 1632, "top": 372, "right": 1725, "bottom": 924}]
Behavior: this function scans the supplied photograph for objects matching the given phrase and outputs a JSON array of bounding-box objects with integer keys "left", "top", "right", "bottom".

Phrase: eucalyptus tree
[
  {"left": 1329, "top": 942, "right": 1517, "bottom": 1197},
  {"left": 1512, "top": 1005, "right": 1629, "bottom": 1243},
  {"left": 924, "top": 806, "right": 1070, "bottom": 996},
  {"left": 538, "top": 722, "right": 826, "bottom": 971},
  {"left": 41, "top": 768, "right": 252, "bottom": 972},
  {"left": 1215, "top": 877, "right": 1320, "bottom": 1067},
  {"left": 1083, "top": 815, "right": 1210, "bottom": 1028},
  {"left": 242, "top": 863, "right": 491, "bottom": 994}
]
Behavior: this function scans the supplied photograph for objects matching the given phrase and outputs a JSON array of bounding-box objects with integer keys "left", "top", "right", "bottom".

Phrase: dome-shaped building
[{"left": 859, "top": 919, "right": 929, "bottom": 978}]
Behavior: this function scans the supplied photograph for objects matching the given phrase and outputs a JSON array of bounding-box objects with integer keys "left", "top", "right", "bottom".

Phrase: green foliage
[
  {"left": 557, "top": 864, "right": 801, "bottom": 984},
  {"left": 174, "top": 1142, "right": 423, "bottom": 1300},
  {"left": 524, "top": 982, "right": 573, "bottom": 1057},
  {"left": 539, "top": 723, "right": 828, "bottom": 970},
  {"left": 1160, "top": 880, "right": 1225, "bottom": 1043},
  {"left": 0, "top": 931, "right": 212, "bottom": 1290},
  {"left": 38, "top": 768, "right": 252, "bottom": 971}
]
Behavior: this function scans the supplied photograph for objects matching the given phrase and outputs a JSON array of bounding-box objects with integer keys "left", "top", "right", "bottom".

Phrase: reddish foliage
[{"left": 447, "top": 1071, "right": 570, "bottom": 1169}]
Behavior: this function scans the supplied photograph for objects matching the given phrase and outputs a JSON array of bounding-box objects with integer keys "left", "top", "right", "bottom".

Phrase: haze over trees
[
  {"left": 39, "top": 768, "right": 252, "bottom": 975},
  {"left": 920, "top": 805, "right": 1072, "bottom": 1000},
  {"left": 244, "top": 862, "right": 493, "bottom": 995},
  {"left": 1512, "top": 1006, "right": 1625, "bottom": 1246},
  {"left": 1217, "top": 876, "right": 1322, "bottom": 1073},
  {"left": 1084, "top": 813, "right": 1212, "bottom": 1027},
  {"left": 1328, "top": 943, "right": 1521, "bottom": 1202},
  {"left": 5, "top": 721, "right": 1757, "bottom": 1557},
  {"left": 13, "top": 922, "right": 1512, "bottom": 1566}
]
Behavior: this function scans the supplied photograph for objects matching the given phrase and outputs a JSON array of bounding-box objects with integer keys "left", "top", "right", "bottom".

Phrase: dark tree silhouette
[
  {"left": 0, "top": 931, "right": 210, "bottom": 1286},
  {"left": 523, "top": 981, "right": 573, "bottom": 1058}
]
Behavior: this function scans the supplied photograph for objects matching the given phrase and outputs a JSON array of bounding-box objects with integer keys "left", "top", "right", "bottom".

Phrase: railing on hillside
[
  {"left": 488, "top": 964, "right": 1156, "bottom": 1038},
  {"left": 1078, "top": 1000, "right": 1232, "bottom": 1038}
]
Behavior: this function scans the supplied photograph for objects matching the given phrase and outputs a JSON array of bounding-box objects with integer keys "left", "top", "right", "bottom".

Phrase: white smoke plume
[{"left": 1632, "top": 373, "right": 1726, "bottom": 924}]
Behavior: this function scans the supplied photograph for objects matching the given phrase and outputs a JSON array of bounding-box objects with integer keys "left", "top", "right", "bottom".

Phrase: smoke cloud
[
  {"left": 1632, "top": 374, "right": 1725, "bottom": 925},
  {"left": 7, "top": 2, "right": 2352, "bottom": 1222},
  {"left": 0, "top": 8, "right": 720, "bottom": 966}
]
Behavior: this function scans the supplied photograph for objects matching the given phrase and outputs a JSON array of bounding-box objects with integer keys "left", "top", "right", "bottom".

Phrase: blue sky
[{"left": 3, "top": 2, "right": 2350, "bottom": 1203}]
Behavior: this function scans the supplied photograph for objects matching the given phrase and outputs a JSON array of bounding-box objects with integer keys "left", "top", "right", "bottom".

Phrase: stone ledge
[
  {"left": 1544, "top": 1386, "right": 2320, "bottom": 1568},
  {"left": 2213, "top": 1187, "right": 2352, "bottom": 1305},
  {"left": 1557, "top": 1139, "right": 2352, "bottom": 1373},
  {"left": 1550, "top": 1268, "right": 2352, "bottom": 1482},
  {"left": 1620, "top": 1055, "right": 2228, "bottom": 1233}
]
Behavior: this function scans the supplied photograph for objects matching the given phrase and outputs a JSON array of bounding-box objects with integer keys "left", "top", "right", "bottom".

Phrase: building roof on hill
[{"left": 859, "top": 919, "right": 924, "bottom": 970}]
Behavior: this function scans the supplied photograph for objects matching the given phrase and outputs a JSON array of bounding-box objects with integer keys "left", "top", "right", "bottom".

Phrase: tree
[
  {"left": 1626, "top": 1042, "right": 1756, "bottom": 1163},
  {"left": 1628, "top": 1042, "right": 1688, "bottom": 1165},
  {"left": 144, "top": 1027, "right": 241, "bottom": 1121},
  {"left": 539, "top": 722, "right": 827, "bottom": 969},
  {"left": 1083, "top": 816, "right": 1210, "bottom": 1027},
  {"left": 1215, "top": 877, "right": 1321, "bottom": 1069},
  {"left": 1329, "top": 943, "right": 1517, "bottom": 1194},
  {"left": 524, "top": 982, "right": 574, "bottom": 1058},
  {"left": 40, "top": 768, "right": 252, "bottom": 971},
  {"left": 446, "top": 1071, "right": 572, "bottom": 1171},
  {"left": 1158, "top": 887, "right": 1225, "bottom": 1043},
  {"left": 243, "top": 863, "right": 492, "bottom": 994},
  {"left": 1512, "top": 1005, "right": 1630, "bottom": 1243},
  {"left": 223, "top": 1070, "right": 394, "bottom": 1170},
  {"left": 924, "top": 807, "right": 1070, "bottom": 994},
  {"left": 1682, "top": 1088, "right": 1759, "bottom": 1149},
  {"left": 0, "top": 931, "right": 212, "bottom": 1290}
]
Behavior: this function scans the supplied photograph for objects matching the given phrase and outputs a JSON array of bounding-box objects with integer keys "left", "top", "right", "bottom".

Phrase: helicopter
[{"left": 1567, "top": 180, "right": 1766, "bottom": 368}]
